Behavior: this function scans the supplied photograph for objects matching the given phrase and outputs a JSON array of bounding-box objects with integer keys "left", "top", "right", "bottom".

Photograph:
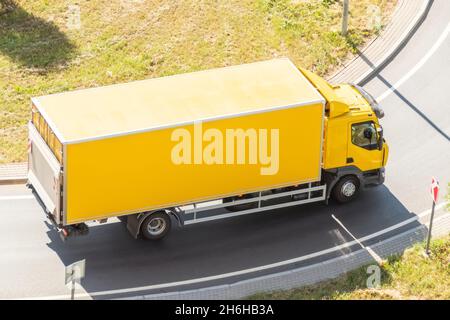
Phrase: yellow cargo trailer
[{"left": 28, "top": 58, "right": 388, "bottom": 240}]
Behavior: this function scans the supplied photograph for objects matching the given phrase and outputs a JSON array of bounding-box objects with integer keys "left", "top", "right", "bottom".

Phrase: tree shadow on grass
[{"left": 0, "top": 0, "right": 76, "bottom": 70}]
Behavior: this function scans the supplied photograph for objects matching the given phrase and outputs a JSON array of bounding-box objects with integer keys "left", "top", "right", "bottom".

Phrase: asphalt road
[{"left": 0, "top": 1, "right": 449, "bottom": 299}]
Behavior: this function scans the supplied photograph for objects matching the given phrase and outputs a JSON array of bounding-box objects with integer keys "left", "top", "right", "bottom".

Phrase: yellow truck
[{"left": 28, "top": 58, "right": 388, "bottom": 240}]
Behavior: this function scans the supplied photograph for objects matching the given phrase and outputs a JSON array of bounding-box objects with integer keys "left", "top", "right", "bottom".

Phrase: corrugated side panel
[{"left": 64, "top": 103, "right": 324, "bottom": 224}]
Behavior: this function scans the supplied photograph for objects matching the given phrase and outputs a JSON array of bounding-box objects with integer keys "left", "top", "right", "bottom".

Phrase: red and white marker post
[{"left": 425, "top": 177, "right": 440, "bottom": 256}]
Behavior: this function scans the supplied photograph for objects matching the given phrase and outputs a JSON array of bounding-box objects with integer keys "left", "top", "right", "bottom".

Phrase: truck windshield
[{"left": 351, "top": 122, "right": 378, "bottom": 150}]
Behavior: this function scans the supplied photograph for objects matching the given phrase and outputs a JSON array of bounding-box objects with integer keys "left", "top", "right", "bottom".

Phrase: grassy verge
[
  {"left": 447, "top": 183, "right": 450, "bottom": 210},
  {"left": 248, "top": 234, "right": 450, "bottom": 300},
  {"left": 0, "top": 0, "right": 397, "bottom": 163}
]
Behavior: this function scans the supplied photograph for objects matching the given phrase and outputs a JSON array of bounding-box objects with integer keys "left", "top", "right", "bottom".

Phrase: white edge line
[
  {"left": 331, "top": 214, "right": 384, "bottom": 265},
  {"left": 17, "top": 202, "right": 447, "bottom": 300},
  {"left": 376, "top": 22, "right": 450, "bottom": 102},
  {"left": 0, "top": 195, "right": 35, "bottom": 201}
]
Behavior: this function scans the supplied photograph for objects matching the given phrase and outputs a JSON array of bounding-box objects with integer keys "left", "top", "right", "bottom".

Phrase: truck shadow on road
[{"left": 44, "top": 185, "right": 428, "bottom": 299}]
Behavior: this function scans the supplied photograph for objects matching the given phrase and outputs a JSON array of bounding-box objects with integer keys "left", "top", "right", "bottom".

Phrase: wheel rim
[
  {"left": 341, "top": 181, "right": 356, "bottom": 197},
  {"left": 147, "top": 217, "right": 166, "bottom": 236}
]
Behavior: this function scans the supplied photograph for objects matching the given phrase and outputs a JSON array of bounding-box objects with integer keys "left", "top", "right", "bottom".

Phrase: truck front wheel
[
  {"left": 140, "top": 212, "right": 171, "bottom": 240},
  {"left": 332, "top": 175, "right": 360, "bottom": 203}
]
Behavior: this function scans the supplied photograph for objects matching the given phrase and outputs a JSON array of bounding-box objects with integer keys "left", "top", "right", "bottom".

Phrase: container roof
[{"left": 33, "top": 58, "right": 324, "bottom": 143}]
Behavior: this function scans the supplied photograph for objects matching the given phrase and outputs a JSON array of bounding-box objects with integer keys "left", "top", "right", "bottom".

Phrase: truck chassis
[{"left": 124, "top": 183, "right": 327, "bottom": 240}]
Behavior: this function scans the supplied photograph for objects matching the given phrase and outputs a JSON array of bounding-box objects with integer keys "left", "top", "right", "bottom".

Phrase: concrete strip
[
  {"left": 0, "top": 163, "right": 27, "bottom": 185},
  {"left": 328, "top": 0, "right": 432, "bottom": 85}
]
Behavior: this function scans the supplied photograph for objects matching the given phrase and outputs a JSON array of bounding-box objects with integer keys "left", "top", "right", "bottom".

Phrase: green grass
[
  {"left": 248, "top": 234, "right": 450, "bottom": 300},
  {"left": 0, "top": 0, "right": 397, "bottom": 163}
]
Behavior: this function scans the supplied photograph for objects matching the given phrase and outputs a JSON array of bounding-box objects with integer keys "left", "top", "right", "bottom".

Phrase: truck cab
[{"left": 300, "top": 68, "right": 389, "bottom": 202}]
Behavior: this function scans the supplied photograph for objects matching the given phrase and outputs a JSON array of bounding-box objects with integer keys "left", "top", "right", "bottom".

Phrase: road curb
[
  {"left": 0, "top": 178, "right": 28, "bottom": 185},
  {"left": 126, "top": 211, "right": 450, "bottom": 300},
  {"left": 356, "top": 0, "right": 433, "bottom": 86},
  {"left": 0, "top": 163, "right": 27, "bottom": 185},
  {"left": 328, "top": 0, "right": 433, "bottom": 86}
]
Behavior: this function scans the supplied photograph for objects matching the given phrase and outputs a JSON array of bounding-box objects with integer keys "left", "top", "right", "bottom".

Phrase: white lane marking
[
  {"left": 17, "top": 202, "right": 447, "bottom": 300},
  {"left": 332, "top": 214, "right": 383, "bottom": 265},
  {"left": 0, "top": 195, "right": 34, "bottom": 201},
  {"left": 376, "top": 23, "right": 450, "bottom": 102}
]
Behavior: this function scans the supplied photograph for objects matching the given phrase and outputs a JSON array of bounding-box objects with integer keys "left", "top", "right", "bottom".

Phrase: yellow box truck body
[
  {"left": 29, "top": 59, "right": 325, "bottom": 225},
  {"left": 28, "top": 58, "right": 388, "bottom": 239}
]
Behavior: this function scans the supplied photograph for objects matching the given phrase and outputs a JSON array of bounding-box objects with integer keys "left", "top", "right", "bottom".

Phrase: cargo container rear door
[{"left": 28, "top": 122, "right": 63, "bottom": 224}]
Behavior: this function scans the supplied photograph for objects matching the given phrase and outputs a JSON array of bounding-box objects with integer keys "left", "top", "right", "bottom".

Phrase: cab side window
[{"left": 351, "top": 122, "right": 378, "bottom": 150}]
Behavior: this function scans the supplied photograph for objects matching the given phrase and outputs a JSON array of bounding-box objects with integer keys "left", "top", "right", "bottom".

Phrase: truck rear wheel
[
  {"left": 332, "top": 175, "right": 360, "bottom": 203},
  {"left": 140, "top": 212, "right": 171, "bottom": 240}
]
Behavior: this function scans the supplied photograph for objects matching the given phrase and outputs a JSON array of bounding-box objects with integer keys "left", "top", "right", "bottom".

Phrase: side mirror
[{"left": 377, "top": 127, "right": 384, "bottom": 151}]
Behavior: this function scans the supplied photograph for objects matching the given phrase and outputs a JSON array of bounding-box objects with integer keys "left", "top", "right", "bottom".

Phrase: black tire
[
  {"left": 223, "top": 193, "right": 258, "bottom": 212},
  {"left": 332, "top": 175, "right": 360, "bottom": 203},
  {"left": 140, "top": 212, "right": 171, "bottom": 240}
]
